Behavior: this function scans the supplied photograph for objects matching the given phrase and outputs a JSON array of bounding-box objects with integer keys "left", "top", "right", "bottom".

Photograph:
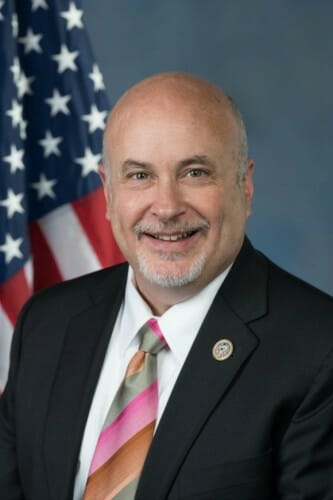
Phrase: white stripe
[
  {"left": 24, "top": 258, "right": 33, "bottom": 290},
  {"left": 38, "top": 203, "right": 101, "bottom": 280},
  {"left": 0, "top": 306, "right": 13, "bottom": 391}
]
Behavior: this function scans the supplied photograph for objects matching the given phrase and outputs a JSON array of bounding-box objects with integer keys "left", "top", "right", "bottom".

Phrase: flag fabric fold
[{"left": 0, "top": 0, "right": 124, "bottom": 391}]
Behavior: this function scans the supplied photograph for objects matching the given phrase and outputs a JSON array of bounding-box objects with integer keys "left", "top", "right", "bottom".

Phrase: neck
[{"left": 134, "top": 277, "right": 202, "bottom": 316}]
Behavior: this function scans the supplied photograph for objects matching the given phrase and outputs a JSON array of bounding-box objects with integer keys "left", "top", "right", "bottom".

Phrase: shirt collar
[{"left": 119, "top": 265, "right": 233, "bottom": 363}]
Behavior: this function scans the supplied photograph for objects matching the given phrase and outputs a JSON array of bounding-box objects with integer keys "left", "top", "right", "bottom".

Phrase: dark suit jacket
[{"left": 1, "top": 238, "right": 333, "bottom": 499}]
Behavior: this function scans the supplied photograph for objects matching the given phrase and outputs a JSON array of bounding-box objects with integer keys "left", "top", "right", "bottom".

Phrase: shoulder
[
  {"left": 265, "top": 255, "right": 333, "bottom": 319},
  {"left": 18, "top": 262, "right": 129, "bottom": 324}
]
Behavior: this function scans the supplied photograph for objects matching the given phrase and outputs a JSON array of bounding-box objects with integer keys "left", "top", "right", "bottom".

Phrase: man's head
[{"left": 101, "top": 72, "right": 254, "bottom": 313}]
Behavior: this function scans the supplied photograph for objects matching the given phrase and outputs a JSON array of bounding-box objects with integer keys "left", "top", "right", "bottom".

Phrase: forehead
[
  {"left": 104, "top": 81, "right": 239, "bottom": 163},
  {"left": 105, "top": 101, "right": 237, "bottom": 159}
]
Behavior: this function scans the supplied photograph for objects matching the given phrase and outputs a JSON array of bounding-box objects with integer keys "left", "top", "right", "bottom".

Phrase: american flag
[{"left": 0, "top": 0, "right": 124, "bottom": 392}]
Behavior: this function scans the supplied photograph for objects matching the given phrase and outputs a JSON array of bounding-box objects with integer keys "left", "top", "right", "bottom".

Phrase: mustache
[{"left": 134, "top": 219, "right": 210, "bottom": 237}]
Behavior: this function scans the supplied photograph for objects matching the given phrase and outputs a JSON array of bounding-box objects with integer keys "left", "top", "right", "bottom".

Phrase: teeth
[{"left": 154, "top": 232, "right": 190, "bottom": 241}]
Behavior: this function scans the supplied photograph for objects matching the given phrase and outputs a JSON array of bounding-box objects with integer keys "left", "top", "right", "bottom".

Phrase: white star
[
  {"left": 12, "top": 13, "right": 18, "bottom": 36},
  {"left": 19, "top": 27, "right": 43, "bottom": 54},
  {"left": 0, "top": 1, "right": 4, "bottom": 22},
  {"left": 0, "top": 189, "right": 24, "bottom": 218},
  {"left": 31, "top": 0, "right": 48, "bottom": 11},
  {"left": 60, "top": 2, "right": 83, "bottom": 30},
  {"left": 75, "top": 148, "right": 101, "bottom": 177},
  {"left": 0, "top": 234, "right": 24, "bottom": 264},
  {"left": 52, "top": 44, "right": 79, "bottom": 73},
  {"left": 82, "top": 105, "right": 107, "bottom": 133},
  {"left": 6, "top": 99, "right": 23, "bottom": 128},
  {"left": 31, "top": 173, "right": 57, "bottom": 199},
  {"left": 3, "top": 145, "right": 25, "bottom": 173},
  {"left": 20, "top": 119, "right": 28, "bottom": 140},
  {"left": 45, "top": 89, "right": 71, "bottom": 116},
  {"left": 38, "top": 130, "right": 62, "bottom": 157},
  {"left": 10, "top": 56, "right": 21, "bottom": 85},
  {"left": 89, "top": 64, "right": 105, "bottom": 91},
  {"left": 17, "top": 71, "right": 35, "bottom": 98}
]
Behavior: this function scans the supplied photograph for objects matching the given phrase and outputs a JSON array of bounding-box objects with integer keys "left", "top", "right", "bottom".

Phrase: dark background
[{"left": 83, "top": 0, "right": 333, "bottom": 295}]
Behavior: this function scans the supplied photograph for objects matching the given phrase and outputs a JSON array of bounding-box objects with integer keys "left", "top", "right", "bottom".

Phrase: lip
[{"left": 140, "top": 230, "right": 202, "bottom": 253}]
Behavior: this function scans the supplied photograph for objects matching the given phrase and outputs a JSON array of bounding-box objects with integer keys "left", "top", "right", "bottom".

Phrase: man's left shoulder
[{"left": 267, "top": 257, "right": 333, "bottom": 317}]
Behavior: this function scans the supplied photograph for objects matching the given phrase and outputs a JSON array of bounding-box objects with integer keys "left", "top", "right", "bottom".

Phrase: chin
[{"left": 137, "top": 254, "right": 206, "bottom": 288}]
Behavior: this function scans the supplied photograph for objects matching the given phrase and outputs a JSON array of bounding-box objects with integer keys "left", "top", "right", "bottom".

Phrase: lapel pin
[{"left": 212, "top": 339, "right": 234, "bottom": 361}]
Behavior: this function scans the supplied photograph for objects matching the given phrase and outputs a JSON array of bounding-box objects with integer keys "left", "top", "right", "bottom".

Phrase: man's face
[{"left": 102, "top": 95, "right": 254, "bottom": 299}]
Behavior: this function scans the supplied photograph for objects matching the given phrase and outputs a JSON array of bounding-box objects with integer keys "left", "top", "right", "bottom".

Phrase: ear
[
  {"left": 99, "top": 164, "right": 112, "bottom": 221},
  {"left": 243, "top": 158, "right": 255, "bottom": 217}
]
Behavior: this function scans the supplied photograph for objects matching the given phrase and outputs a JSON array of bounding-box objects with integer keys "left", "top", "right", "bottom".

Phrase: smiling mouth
[{"left": 148, "top": 231, "right": 196, "bottom": 241}]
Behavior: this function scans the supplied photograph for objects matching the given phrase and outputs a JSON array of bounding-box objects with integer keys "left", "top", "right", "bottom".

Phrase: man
[{"left": 1, "top": 72, "right": 333, "bottom": 499}]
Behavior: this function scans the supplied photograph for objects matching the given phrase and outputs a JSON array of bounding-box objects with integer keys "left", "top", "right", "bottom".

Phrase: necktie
[{"left": 83, "top": 318, "right": 167, "bottom": 500}]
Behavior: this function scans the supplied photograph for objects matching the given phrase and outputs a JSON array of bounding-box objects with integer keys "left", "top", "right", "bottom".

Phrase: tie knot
[{"left": 139, "top": 318, "right": 167, "bottom": 355}]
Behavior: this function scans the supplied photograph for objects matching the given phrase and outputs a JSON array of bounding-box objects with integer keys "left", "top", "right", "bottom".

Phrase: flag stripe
[
  {"left": 38, "top": 204, "right": 101, "bottom": 280},
  {"left": 0, "top": 268, "right": 31, "bottom": 324},
  {"left": 29, "top": 221, "right": 63, "bottom": 289},
  {"left": 0, "top": 306, "right": 14, "bottom": 390},
  {"left": 72, "top": 187, "right": 124, "bottom": 268}
]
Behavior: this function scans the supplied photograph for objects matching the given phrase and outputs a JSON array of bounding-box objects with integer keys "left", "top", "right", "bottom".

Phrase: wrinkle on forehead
[{"left": 103, "top": 72, "right": 243, "bottom": 172}]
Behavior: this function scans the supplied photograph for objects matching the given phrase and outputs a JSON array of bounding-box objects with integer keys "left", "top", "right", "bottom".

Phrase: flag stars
[
  {"left": 89, "top": 64, "right": 105, "bottom": 91},
  {"left": 0, "top": 1, "right": 4, "bottom": 22},
  {"left": 6, "top": 99, "right": 26, "bottom": 138},
  {"left": 3, "top": 145, "right": 25, "bottom": 173},
  {"left": 17, "top": 71, "right": 35, "bottom": 98},
  {"left": 12, "top": 13, "right": 18, "bottom": 36},
  {"left": 39, "top": 130, "right": 63, "bottom": 157},
  {"left": 45, "top": 89, "right": 71, "bottom": 116},
  {"left": 10, "top": 57, "right": 21, "bottom": 85},
  {"left": 19, "top": 27, "right": 43, "bottom": 54},
  {"left": 52, "top": 44, "right": 79, "bottom": 73},
  {"left": 0, "top": 234, "right": 24, "bottom": 264},
  {"left": 75, "top": 148, "right": 101, "bottom": 177},
  {"left": 31, "top": 0, "right": 48, "bottom": 11},
  {"left": 20, "top": 119, "right": 28, "bottom": 140},
  {"left": 0, "top": 189, "right": 24, "bottom": 218},
  {"left": 60, "top": 2, "right": 84, "bottom": 30},
  {"left": 31, "top": 173, "right": 57, "bottom": 200},
  {"left": 6, "top": 99, "right": 23, "bottom": 128},
  {"left": 82, "top": 105, "right": 107, "bottom": 133}
]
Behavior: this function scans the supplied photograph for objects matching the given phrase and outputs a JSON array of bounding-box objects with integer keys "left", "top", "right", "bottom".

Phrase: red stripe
[
  {"left": 0, "top": 268, "right": 31, "bottom": 324},
  {"left": 29, "top": 221, "right": 63, "bottom": 291},
  {"left": 72, "top": 187, "right": 125, "bottom": 268}
]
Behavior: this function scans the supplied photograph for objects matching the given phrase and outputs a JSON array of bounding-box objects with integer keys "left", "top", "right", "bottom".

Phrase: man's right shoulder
[{"left": 19, "top": 262, "right": 129, "bottom": 321}]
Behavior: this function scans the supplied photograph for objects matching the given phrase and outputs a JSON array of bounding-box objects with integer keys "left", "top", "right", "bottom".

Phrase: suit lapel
[
  {"left": 136, "top": 238, "right": 268, "bottom": 500},
  {"left": 43, "top": 265, "right": 128, "bottom": 500}
]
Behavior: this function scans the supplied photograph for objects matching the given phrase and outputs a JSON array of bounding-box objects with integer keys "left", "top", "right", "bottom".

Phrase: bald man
[{"left": 1, "top": 73, "right": 333, "bottom": 500}]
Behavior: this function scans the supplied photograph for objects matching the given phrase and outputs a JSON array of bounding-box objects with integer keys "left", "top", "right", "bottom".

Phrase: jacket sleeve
[
  {"left": 0, "top": 300, "right": 32, "bottom": 500},
  {"left": 276, "top": 347, "right": 333, "bottom": 499}
]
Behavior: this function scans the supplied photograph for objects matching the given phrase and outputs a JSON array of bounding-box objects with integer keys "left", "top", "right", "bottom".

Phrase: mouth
[{"left": 148, "top": 231, "right": 197, "bottom": 241}]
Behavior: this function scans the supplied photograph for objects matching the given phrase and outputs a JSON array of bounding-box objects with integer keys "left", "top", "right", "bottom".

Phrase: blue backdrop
[{"left": 83, "top": 0, "right": 333, "bottom": 295}]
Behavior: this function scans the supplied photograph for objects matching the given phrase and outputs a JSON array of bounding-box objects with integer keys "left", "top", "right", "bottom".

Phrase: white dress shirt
[{"left": 73, "top": 265, "right": 232, "bottom": 499}]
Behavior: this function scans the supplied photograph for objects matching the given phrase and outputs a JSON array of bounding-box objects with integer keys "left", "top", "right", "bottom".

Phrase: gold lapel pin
[{"left": 212, "top": 339, "right": 234, "bottom": 361}]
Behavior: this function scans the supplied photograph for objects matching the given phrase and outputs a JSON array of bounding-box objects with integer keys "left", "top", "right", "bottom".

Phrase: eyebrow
[
  {"left": 179, "top": 155, "right": 215, "bottom": 168},
  {"left": 121, "top": 159, "right": 153, "bottom": 174},
  {"left": 121, "top": 155, "right": 215, "bottom": 174}
]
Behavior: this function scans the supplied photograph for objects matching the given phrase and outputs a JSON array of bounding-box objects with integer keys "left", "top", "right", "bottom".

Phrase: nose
[{"left": 150, "top": 178, "right": 185, "bottom": 221}]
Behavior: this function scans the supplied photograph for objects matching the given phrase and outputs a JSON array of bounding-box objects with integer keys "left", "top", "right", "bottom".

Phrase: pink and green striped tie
[{"left": 83, "top": 318, "right": 167, "bottom": 500}]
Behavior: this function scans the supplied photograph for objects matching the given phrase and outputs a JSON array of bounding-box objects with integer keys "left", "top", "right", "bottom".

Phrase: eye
[
  {"left": 186, "top": 168, "right": 206, "bottom": 178},
  {"left": 129, "top": 171, "right": 149, "bottom": 180}
]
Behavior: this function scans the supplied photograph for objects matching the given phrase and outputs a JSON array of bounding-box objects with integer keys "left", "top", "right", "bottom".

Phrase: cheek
[{"left": 109, "top": 193, "right": 143, "bottom": 231}]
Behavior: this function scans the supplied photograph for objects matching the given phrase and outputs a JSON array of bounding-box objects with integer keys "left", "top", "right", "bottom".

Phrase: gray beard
[{"left": 137, "top": 250, "right": 206, "bottom": 288}]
